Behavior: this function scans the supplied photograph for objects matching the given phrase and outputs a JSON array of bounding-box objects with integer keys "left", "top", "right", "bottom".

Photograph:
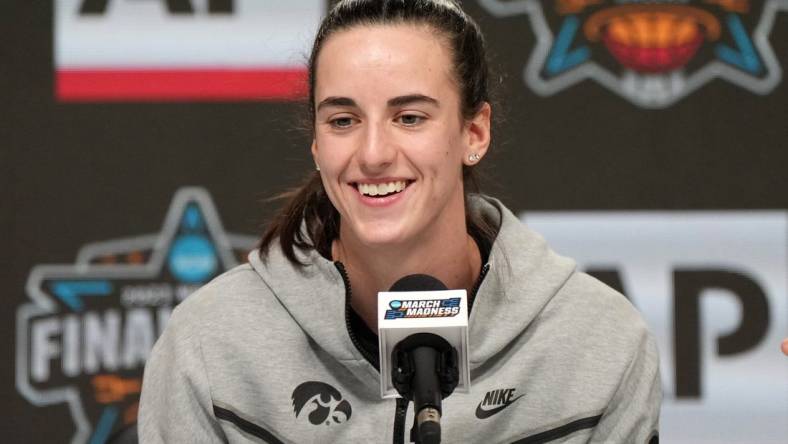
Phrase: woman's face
[{"left": 312, "top": 24, "right": 489, "bottom": 249}]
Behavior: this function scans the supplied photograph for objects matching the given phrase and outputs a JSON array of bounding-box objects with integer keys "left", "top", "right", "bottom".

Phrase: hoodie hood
[
  {"left": 248, "top": 195, "right": 576, "bottom": 377},
  {"left": 247, "top": 241, "right": 380, "bottom": 388},
  {"left": 465, "top": 196, "right": 576, "bottom": 366}
]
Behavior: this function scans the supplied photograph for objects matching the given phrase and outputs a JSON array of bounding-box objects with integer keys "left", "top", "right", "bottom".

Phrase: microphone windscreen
[{"left": 389, "top": 274, "right": 448, "bottom": 292}]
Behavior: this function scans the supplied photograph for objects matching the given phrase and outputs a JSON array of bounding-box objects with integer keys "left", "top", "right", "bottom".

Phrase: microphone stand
[{"left": 391, "top": 333, "right": 460, "bottom": 444}]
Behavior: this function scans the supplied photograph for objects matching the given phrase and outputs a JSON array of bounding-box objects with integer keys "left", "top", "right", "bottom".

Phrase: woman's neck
[{"left": 332, "top": 226, "right": 482, "bottom": 332}]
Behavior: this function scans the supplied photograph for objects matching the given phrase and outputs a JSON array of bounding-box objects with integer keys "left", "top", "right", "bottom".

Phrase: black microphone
[{"left": 387, "top": 275, "right": 461, "bottom": 444}]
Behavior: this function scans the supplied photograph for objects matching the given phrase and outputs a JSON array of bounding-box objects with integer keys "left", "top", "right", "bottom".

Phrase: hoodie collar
[{"left": 248, "top": 195, "right": 576, "bottom": 377}]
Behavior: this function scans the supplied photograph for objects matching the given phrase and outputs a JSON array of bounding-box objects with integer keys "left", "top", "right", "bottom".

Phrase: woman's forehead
[{"left": 314, "top": 24, "right": 457, "bottom": 103}]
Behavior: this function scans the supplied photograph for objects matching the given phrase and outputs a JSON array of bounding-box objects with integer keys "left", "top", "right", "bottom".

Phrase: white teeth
[{"left": 357, "top": 181, "right": 408, "bottom": 197}]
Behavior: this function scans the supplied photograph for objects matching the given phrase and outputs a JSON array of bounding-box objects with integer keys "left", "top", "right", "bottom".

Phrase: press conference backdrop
[{"left": 3, "top": 1, "right": 787, "bottom": 443}]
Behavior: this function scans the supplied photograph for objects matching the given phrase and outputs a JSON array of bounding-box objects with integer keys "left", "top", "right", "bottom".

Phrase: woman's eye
[
  {"left": 330, "top": 117, "right": 354, "bottom": 128},
  {"left": 397, "top": 114, "right": 424, "bottom": 126}
]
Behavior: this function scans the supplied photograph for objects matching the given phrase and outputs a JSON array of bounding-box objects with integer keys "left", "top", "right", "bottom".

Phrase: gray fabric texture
[{"left": 139, "top": 195, "right": 661, "bottom": 443}]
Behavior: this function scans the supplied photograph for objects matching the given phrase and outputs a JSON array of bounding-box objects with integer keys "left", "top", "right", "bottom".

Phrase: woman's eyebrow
[
  {"left": 387, "top": 94, "right": 440, "bottom": 108},
  {"left": 317, "top": 96, "right": 358, "bottom": 112},
  {"left": 316, "top": 94, "right": 440, "bottom": 112}
]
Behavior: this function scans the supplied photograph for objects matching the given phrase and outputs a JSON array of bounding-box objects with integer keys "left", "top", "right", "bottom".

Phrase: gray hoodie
[{"left": 139, "top": 196, "right": 661, "bottom": 443}]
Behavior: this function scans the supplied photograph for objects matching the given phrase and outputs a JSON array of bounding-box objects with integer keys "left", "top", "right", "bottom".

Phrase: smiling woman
[
  {"left": 309, "top": 22, "right": 492, "bottom": 309},
  {"left": 139, "top": 1, "right": 661, "bottom": 443}
]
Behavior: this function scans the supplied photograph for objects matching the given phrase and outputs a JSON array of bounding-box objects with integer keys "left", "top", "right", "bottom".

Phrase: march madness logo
[
  {"left": 15, "top": 188, "right": 256, "bottom": 443},
  {"left": 479, "top": 0, "right": 787, "bottom": 107},
  {"left": 384, "top": 298, "right": 462, "bottom": 319}
]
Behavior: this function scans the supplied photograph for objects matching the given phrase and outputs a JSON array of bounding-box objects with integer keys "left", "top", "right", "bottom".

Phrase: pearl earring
[{"left": 468, "top": 153, "right": 481, "bottom": 163}]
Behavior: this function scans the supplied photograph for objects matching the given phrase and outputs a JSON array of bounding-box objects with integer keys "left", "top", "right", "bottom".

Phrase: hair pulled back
[{"left": 260, "top": 0, "right": 495, "bottom": 264}]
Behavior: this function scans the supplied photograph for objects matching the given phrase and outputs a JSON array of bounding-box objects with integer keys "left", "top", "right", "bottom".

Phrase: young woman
[{"left": 139, "top": 1, "right": 661, "bottom": 443}]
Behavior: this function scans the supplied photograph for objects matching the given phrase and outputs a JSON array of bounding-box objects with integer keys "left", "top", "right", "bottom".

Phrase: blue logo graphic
[{"left": 168, "top": 235, "right": 218, "bottom": 283}]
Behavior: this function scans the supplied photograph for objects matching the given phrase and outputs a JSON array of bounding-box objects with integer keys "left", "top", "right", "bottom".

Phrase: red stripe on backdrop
[{"left": 56, "top": 69, "right": 308, "bottom": 102}]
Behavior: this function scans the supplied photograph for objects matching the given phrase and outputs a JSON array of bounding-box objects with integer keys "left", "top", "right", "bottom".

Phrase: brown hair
[{"left": 259, "top": 0, "right": 497, "bottom": 265}]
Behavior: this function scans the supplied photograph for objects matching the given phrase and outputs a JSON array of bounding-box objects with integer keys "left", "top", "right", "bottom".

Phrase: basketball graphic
[
  {"left": 478, "top": 0, "right": 786, "bottom": 107},
  {"left": 585, "top": 5, "right": 721, "bottom": 73}
]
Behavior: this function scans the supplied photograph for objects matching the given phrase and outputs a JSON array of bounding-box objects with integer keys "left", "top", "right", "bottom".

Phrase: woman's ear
[
  {"left": 311, "top": 139, "right": 320, "bottom": 171},
  {"left": 463, "top": 102, "right": 492, "bottom": 165}
]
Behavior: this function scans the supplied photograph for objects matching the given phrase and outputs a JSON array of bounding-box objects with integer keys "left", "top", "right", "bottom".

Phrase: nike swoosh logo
[{"left": 475, "top": 394, "right": 524, "bottom": 419}]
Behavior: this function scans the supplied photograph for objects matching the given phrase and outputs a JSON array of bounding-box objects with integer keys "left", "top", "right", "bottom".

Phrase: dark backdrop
[{"left": 3, "top": 1, "right": 786, "bottom": 442}]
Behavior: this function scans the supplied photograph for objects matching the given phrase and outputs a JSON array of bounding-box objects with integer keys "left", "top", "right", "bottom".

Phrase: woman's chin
[
  {"left": 358, "top": 233, "right": 408, "bottom": 249},
  {"left": 346, "top": 222, "right": 412, "bottom": 249}
]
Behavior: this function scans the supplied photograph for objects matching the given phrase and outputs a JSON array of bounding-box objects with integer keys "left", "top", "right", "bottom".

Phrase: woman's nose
[{"left": 357, "top": 122, "right": 396, "bottom": 172}]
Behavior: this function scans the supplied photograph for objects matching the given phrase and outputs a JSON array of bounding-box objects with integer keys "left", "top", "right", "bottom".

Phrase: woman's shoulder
[
  {"left": 553, "top": 272, "right": 650, "bottom": 331},
  {"left": 168, "top": 262, "right": 280, "bottom": 326},
  {"left": 545, "top": 270, "right": 656, "bottom": 357}
]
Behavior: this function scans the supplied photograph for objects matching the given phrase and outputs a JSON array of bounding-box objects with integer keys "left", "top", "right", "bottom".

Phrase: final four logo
[
  {"left": 479, "top": 0, "right": 787, "bottom": 107},
  {"left": 15, "top": 188, "right": 256, "bottom": 443}
]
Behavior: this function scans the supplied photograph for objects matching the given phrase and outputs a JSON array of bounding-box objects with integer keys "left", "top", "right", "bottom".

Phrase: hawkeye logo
[
  {"left": 384, "top": 298, "right": 461, "bottom": 319},
  {"left": 479, "top": 0, "right": 787, "bottom": 108},
  {"left": 476, "top": 388, "right": 525, "bottom": 419},
  {"left": 15, "top": 188, "right": 256, "bottom": 443},
  {"left": 291, "top": 381, "right": 352, "bottom": 426}
]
